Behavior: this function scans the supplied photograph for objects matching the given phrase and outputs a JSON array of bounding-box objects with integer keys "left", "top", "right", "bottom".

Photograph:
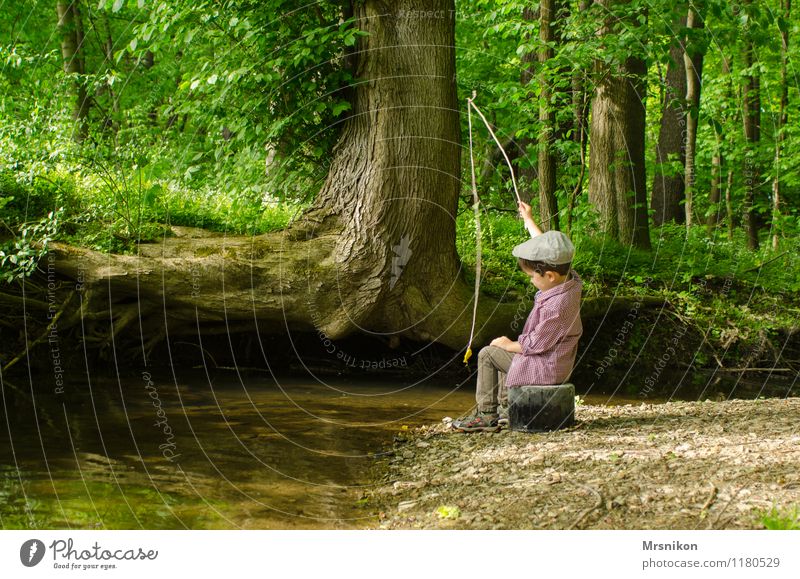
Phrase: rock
[
  {"left": 509, "top": 383, "right": 576, "bottom": 432},
  {"left": 398, "top": 500, "right": 418, "bottom": 512}
]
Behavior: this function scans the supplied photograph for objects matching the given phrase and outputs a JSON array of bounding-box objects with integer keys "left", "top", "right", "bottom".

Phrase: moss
[{"left": 194, "top": 246, "right": 220, "bottom": 257}]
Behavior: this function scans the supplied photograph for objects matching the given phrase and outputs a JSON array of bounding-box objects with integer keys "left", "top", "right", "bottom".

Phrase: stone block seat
[{"left": 508, "top": 383, "right": 575, "bottom": 432}]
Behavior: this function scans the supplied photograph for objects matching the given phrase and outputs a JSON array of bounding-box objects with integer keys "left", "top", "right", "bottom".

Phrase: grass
[
  {"left": 759, "top": 505, "right": 800, "bottom": 530},
  {"left": 456, "top": 207, "right": 800, "bottom": 332},
  {"left": 1, "top": 167, "right": 302, "bottom": 257}
]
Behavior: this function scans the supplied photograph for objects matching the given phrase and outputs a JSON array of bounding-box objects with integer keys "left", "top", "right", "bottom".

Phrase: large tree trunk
[
  {"left": 682, "top": 7, "right": 704, "bottom": 229},
  {"left": 38, "top": 0, "right": 664, "bottom": 366},
  {"left": 651, "top": 12, "right": 688, "bottom": 226},
  {"left": 56, "top": 0, "right": 90, "bottom": 143},
  {"left": 742, "top": 0, "right": 761, "bottom": 250},
  {"left": 47, "top": 0, "right": 517, "bottom": 359},
  {"left": 588, "top": 0, "right": 651, "bottom": 249}
]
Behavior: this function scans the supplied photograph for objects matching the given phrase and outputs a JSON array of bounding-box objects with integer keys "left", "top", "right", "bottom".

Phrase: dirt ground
[{"left": 370, "top": 397, "right": 800, "bottom": 529}]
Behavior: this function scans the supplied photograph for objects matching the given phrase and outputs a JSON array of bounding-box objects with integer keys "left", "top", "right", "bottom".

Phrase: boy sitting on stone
[{"left": 453, "top": 202, "right": 583, "bottom": 432}]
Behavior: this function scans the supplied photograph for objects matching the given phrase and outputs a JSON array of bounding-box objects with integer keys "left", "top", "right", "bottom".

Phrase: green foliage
[
  {"left": 0, "top": 0, "right": 798, "bottom": 271},
  {"left": 436, "top": 505, "right": 461, "bottom": 520},
  {"left": 760, "top": 505, "right": 800, "bottom": 530},
  {"left": 0, "top": 209, "right": 62, "bottom": 283},
  {"left": 0, "top": 170, "right": 72, "bottom": 282},
  {"left": 457, "top": 208, "right": 799, "bottom": 357}
]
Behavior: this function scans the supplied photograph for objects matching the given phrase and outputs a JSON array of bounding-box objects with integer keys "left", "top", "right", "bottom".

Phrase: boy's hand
[
  {"left": 518, "top": 201, "right": 542, "bottom": 236},
  {"left": 517, "top": 201, "right": 533, "bottom": 222},
  {"left": 490, "top": 336, "right": 521, "bottom": 353}
]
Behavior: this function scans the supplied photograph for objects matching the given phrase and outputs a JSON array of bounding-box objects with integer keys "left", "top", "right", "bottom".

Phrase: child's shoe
[
  {"left": 452, "top": 411, "right": 500, "bottom": 432},
  {"left": 497, "top": 405, "right": 509, "bottom": 428}
]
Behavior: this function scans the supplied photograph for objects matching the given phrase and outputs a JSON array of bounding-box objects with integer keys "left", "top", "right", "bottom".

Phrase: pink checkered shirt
[{"left": 505, "top": 269, "right": 583, "bottom": 387}]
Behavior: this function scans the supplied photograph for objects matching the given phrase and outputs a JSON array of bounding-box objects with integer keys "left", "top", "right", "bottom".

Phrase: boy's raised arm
[{"left": 518, "top": 201, "right": 542, "bottom": 238}]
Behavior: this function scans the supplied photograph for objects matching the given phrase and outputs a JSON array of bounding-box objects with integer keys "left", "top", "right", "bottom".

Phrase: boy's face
[{"left": 530, "top": 269, "right": 566, "bottom": 291}]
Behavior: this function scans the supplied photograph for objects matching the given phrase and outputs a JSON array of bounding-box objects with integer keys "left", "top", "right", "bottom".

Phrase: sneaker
[
  {"left": 452, "top": 412, "right": 499, "bottom": 433},
  {"left": 497, "top": 405, "right": 509, "bottom": 428}
]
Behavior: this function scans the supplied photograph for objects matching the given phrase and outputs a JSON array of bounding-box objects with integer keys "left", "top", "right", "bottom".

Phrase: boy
[{"left": 453, "top": 202, "right": 583, "bottom": 432}]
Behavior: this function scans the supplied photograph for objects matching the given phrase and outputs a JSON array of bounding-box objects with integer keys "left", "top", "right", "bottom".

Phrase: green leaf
[
  {"left": 331, "top": 101, "right": 351, "bottom": 116},
  {"left": 436, "top": 505, "right": 461, "bottom": 520}
]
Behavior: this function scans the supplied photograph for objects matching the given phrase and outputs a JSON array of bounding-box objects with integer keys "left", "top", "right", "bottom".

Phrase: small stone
[{"left": 398, "top": 500, "right": 418, "bottom": 512}]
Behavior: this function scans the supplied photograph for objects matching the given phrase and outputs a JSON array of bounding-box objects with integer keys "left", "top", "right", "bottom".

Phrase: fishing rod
[{"left": 463, "top": 93, "right": 524, "bottom": 364}]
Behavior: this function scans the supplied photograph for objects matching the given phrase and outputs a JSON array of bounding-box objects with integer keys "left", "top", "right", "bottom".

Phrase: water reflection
[{"left": 1, "top": 371, "right": 475, "bottom": 529}]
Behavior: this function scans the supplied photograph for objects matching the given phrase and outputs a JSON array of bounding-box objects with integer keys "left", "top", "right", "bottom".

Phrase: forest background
[{"left": 1, "top": 0, "right": 798, "bottom": 395}]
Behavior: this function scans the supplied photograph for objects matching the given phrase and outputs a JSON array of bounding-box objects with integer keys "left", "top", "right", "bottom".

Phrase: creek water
[
  {"left": 0, "top": 367, "right": 766, "bottom": 529},
  {"left": 2, "top": 370, "right": 487, "bottom": 529}
]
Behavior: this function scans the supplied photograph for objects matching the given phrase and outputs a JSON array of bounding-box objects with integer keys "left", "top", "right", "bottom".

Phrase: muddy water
[
  {"left": 0, "top": 369, "right": 669, "bottom": 530},
  {"left": 1, "top": 371, "right": 482, "bottom": 529}
]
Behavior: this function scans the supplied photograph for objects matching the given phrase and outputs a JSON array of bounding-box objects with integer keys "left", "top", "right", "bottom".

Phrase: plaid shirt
[{"left": 505, "top": 269, "right": 583, "bottom": 387}]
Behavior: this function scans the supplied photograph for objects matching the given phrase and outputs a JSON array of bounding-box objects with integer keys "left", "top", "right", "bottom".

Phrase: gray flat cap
[{"left": 512, "top": 230, "right": 575, "bottom": 264}]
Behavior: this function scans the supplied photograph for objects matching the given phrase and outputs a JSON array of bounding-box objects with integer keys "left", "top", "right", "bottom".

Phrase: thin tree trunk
[
  {"left": 567, "top": 0, "right": 591, "bottom": 235},
  {"left": 56, "top": 0, "right": 90, "bottom": 143},
  {"left": 651, "top": 11, "right": 688, "bottom": 226},
  {"left": 516, "top": 6, "right": 538, "bottom": 209},
  {"left": 537, "top": 0, "right": 563, "bottom": 231},
  {"left": 102, "top": 14, "right": 120, "bottom": 141},
  {"left": 742, "top": 0, "right": 761, "bottom": 250},
  {"left": 772, "top": 0, "right": 791, "bottom": 250},
  {"left": 717, "top": 55, "right": 738, "bottom": 240},
  {"left": 589, "top": 0, "right": 651, "bottom": 249},
  {"left": 707, "top": 128, "right": 723, "bottom": 232},
  {"left": 683, "top": 7, "right": 704, "bottom": 231},
  {"left": 725, "top": 168, "right": 734, "bottom": 240}
]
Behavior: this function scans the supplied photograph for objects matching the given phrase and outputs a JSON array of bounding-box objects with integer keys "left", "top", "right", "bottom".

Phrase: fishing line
[{"left": 463, "top": 94, "right": 522, "bottom": 364}]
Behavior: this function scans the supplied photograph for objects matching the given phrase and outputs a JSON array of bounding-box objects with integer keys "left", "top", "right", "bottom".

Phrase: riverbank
[{"left": 370, "top": 397, "right": 800, "bottom": 529}]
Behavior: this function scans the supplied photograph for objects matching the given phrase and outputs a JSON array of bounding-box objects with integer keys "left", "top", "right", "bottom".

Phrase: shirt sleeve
[{"left": 517, "top": 303, "right": 568, "bottom": 356}]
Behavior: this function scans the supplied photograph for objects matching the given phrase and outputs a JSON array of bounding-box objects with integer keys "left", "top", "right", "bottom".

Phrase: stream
[
  {"left": 0, "top": 367, "right": 782, "bottom": 529},
  {"left": 1, "top": 370, "right": 486, "bottom": 529}
]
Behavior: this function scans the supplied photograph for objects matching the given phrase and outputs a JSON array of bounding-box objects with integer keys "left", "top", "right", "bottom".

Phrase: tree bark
[
  {"left": 651, "top": 12, "right": 688, "bottom": 226},
  {"left": 56, "top": 0, "right": 89, "bottom": 143},
  {"left": 515, "top": 7, "right": 538, "bottom": 211},
  {"left": 772, "top": 0, "right": 791, "bottom": 250},
  {"left": 567, "top": 0, "right": 591, "bottom": 234},
  {"left": 742, "top": 0, "right": 761, "bottom": 250},
  {"left": 537, "top": 0, "right": 564, "bottom": 231},
  {"left": 725, "top": 168, "right": 735, "bottom": 240},
  {"left": 711, "top": 55, "right": 737, "bottom": 239},
  {"left": 588, "top": 0, "right": 651, "bottom": 249},
  {"left": 682, "top": 7, "right": 704, "bottom": 230},
  {"left": 101, "top": 13, "right": 121, "bottom": 140},
  {"left": 707, "top": 128, "right": 723, "bottom": 232},
  {"left": 48, "top": 0, "right": 520, "bottom": 358}
]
